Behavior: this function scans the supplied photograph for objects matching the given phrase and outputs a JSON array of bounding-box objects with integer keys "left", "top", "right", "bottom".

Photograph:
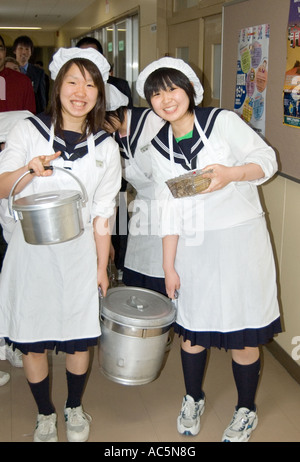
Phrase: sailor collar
[
  {"left": 151, "top": 107, "right": 223, "bottom": 171},
  {"left": 28, "top": 113, "right": 110, "bottom": 163}
]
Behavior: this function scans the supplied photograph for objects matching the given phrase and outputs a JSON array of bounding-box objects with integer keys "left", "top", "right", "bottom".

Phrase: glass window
[
  {"left": 173, "top": 0, "right": 198, "bottom": 12},
  {"left": 115, "top": 20, "right": 127, "bottom": 80},
  {"left": 212, "top": 44, "right": 221, "bottom": 99},
  {"left": 176, "top": 47, "right": 189, "bottom": 63},
  {"left": 72, "top": 14, "right": 139, "bottom": 104}
]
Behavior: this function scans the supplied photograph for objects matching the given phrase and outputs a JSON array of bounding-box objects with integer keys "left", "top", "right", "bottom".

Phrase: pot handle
[{"left": 8, "top": 165, "right": 88, "bottom": 218}]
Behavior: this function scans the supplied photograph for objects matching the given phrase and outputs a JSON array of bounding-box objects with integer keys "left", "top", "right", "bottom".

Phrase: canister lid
[
  {"left": 13, "top": 190, "right": 82, "bottom": 211},
  {"left": 101, "top": 286, "right": 176, "bottom": 328}
]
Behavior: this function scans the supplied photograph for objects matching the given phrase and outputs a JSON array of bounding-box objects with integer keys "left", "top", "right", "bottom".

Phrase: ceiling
[{"left": 0, "top": 0, "right": 96, "bottom": 31}]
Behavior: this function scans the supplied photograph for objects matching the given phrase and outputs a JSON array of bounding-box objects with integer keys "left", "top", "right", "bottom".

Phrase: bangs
[
  {"left": 144, "top": 67, "right": 196, "bottom": 112},
  {"left": 144, "top": 68, "right": 181, "bottom": 100}
]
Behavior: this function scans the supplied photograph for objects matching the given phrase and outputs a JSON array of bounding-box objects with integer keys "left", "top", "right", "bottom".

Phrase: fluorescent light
[{"left": 0, "top": 27, "right": 42, "bottom": 30}]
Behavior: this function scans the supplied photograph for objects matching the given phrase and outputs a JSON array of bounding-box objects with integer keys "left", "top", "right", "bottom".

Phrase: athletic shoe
[
  {"left": 177, "top": 394, "right": 205, "bottom": 436},
  {"left": 33, "top": 413, "right": 58, "bottom": 442},
  {"left": 64, "top": 405, "right": 91, "bottom": 442},
  {"left": 0, "top": 370, "right": 10, "bottom": 386},
  {"left": 5, "top": 344, "right": 23, "bottom": 367},
  {"left": 222, "top": 407, "right": 258, "bottom": 442}
]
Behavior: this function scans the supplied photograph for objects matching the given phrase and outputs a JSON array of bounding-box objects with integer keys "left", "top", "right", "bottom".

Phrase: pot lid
[
  {"left": 13, "top": 190, "right": 82, "bottom": 211},
  {"left": 101, "top": 286, "right": 176, "bottom": 328}
]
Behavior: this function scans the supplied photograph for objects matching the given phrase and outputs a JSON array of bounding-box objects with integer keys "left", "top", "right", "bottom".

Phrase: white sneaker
[
  {"left": 64, "top": 405, "right": 91, "bottom": 442},
  {"left": 33, "top": 413, "right": 58, "bottom": 442},
  {"left": 222, "top": 407, "right": 258, "bottom": 442},
  {"left": 177, "top": 394, "right": 205, "bottom": 436},
  {"left": 0, "top": 370, "right": 10, "bottom": 386},
  {"left": 5, "top": 344, "right": 23, "bottom": 367}
]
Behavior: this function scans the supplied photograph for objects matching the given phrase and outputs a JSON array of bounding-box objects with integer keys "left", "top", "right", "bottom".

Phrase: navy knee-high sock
[
  {"left": 65, "top": 369, "right": 87, "bottom": 409},
  {"left": 232, "top": 358, "right": 260, "bottom": 411},
  {"left": 180, "top": 348, "right": 207, "bottom": 402},
  {"left": 28, "top": 375, "right": 55, "bottom": 416}
]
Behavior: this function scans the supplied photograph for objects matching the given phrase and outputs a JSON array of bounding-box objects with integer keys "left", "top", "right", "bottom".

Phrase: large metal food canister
[
  {"left": 8, "top": 167, "right": 87, "bottom": 245},
  {"left": 99, "top": 287, "right": 176, "bottom": 386},
  {"left": 11, "top": 190, "right": 84, "bottom": 245}
]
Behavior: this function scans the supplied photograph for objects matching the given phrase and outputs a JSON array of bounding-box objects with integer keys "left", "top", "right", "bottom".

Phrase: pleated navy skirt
[{"left": 174, "top": 317, "right": 282, "bottom": 350}]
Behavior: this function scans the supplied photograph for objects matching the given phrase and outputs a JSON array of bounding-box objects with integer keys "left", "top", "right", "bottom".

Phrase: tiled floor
[{"left": 0, "top": 333, "right": 300, "bottom": 443}]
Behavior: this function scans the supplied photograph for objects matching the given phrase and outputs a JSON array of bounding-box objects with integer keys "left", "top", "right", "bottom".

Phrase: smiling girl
[
  {"left": 0, "top": 48, "right": 122, "bottom": 442},
  {"left": 136, "top": 57, "right": 281, "bottom": 442}
]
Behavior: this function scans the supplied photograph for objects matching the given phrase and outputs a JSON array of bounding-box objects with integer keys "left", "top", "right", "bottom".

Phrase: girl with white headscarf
[
  {"left": 0, "top": 47, "right": 122, "bottom": 442},
  {"left": 136, "top": 57, "right": 281, "bottom": 442}
]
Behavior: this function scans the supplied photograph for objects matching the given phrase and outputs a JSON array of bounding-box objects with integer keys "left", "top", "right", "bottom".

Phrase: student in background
[
  {"left": 0, "top": 35, "right": 36, "bottom": 113},
  {"left": 13, "top": 35, "right": 46, "bottom": 113}
]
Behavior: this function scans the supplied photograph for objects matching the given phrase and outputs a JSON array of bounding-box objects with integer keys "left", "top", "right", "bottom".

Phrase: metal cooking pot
[
  {"left": 99, "top": 286, "right": 176, "bottom": 386},
  {"left": 8, "top": 166, "right": 88, "bottom": 245}
]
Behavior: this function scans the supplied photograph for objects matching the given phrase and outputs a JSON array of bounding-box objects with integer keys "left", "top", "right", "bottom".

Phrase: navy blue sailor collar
[
  {"left": 28, "top": 112, "right": 110, "bottom": 163},
  {"left": 151, "top": 106, "right": 223, "bottom": 171},
  {"left": 115, "top": 107, "right": 152, "bottom": 159}
]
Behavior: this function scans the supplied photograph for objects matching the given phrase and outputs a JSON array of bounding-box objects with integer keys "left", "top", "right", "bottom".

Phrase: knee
[
  {"left": 181, "top": 339, "right": 206, "bottom": 354},
  {"left": 231, "top": 347, "right": 260, "bottom": 365}
]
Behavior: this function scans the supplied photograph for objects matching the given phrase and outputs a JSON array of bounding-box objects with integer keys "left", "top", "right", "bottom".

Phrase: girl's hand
[
  {"left": 164, "top": 267, "right": 180, "bottom": 300},
  {"left": 28, "top": 151, "right": 61, "bottom": 177},
  {"left": 200, "top": 164, "right": 235, "bottom": 193},
  {"left": 97, "top": 267, "right": 110, "bottom": 298},
  {"left": 200, "top": 162, "right": 264, "bottom": 193}
]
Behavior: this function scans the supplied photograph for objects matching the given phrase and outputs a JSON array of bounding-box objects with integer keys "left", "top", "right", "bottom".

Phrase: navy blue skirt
[
  {"left": 122, "top": 267, "right": 167, "bottom": 297},
  {"left": 174, "top": 317, "right": 282, "bottom": 350},
  {"left": 6, "top": 337, "right": 99, "bottom": 355}
]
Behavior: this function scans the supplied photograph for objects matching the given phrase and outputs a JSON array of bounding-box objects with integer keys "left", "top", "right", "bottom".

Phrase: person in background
[
  {"left": 0, "top": 110, "right": 34, "bottom": 369},
  {"left": 4, "top": 56, "right": 20, "bottom": 72},
  {"left": 76, "top": 36, "right": 133, "bottom": 108},
  {"left": 13, "top": 35, "right": 47, "bottom": 114},
  {"left": 0, "top": 35, "right": 36, "bottom": 114},
  {"left": 0, "top": 337, "right": 10, "bottom": 386},
  {"left": 136, "top": 57, "right": 281, "bottom": 442},
  {"left": 35, "top": 60, "right": 50, "bottom": 106},
  {"left": 105, "top": 102, "right": 166, "bottom": 294},
  {"left": 0, "top": 47, "right": 121, "bottom": 442}
]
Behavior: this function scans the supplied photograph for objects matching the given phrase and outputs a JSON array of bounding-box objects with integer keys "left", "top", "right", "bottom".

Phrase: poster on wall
[
  {"left": 283, "top": 0, "right": 300, "bottom": 128},
  {"left": 234, "top": 24, "right": 270, "bottom": 136}
]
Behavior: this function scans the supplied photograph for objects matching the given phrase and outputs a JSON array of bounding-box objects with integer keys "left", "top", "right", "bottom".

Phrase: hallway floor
[{"left": 0, "top": 334, "right": 299, "bottom": 443}]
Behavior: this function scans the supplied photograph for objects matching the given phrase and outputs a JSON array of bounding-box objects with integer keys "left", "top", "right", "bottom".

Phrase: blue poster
[
  {"left": 283, "top": 0, "right": 300, "bottom": 128},
  {"left": 234, "top": 24, "right": 270, "bottom": 136}
]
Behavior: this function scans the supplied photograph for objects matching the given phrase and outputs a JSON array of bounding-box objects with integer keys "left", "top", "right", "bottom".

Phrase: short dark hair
[
  {"left": 144, "top": 67, "right": 196, "bottom": 114},
  {"left": 76, "top": 37, "right": 103, "bottom": 55},
  {"left": 13, "top": 35, "right": 34, "bottom": 52},
  {"left": 0, "top": 35, "right": 5, "bottom": 48}
]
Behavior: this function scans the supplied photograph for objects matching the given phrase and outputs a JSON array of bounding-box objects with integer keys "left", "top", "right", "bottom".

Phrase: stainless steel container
[
  {"left": 8, "top": 167, "right": 88, "bottom": 245},
  {"left": 99, "top": 286, "right": 176, "bottom": 385}
]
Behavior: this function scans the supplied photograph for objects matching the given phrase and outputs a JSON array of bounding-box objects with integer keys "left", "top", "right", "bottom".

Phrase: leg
[
  {"left": 231, "top": 347, "right": 260, "bottom": 410},
  {"left": 181, "top": 339, "right": 207, "bottom": 401},
  {"left": 22, "top": 351, "right": 57, "bottom": 442},
  {"left": 23, "top": 351, "right": 55, "bottom": 415},
  {"left": 65, "top": 350, "right": 90, "bottom": 408},
  {"left": 22, "top": 350, "right": 49, "bottom": 383},
  {"left": 64, "top": 350, "right": 91, "bottom": 442},
  {"left": 177, "top": 339, "right": 207, "bottom": 436},
  {"left": 222, "top": 347, "right": 260, "bottom": 442}
]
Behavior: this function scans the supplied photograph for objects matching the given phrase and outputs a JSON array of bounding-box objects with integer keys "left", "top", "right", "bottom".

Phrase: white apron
[
  {"left": 0, "top": 127, "right": 101, "bottom": 343},
  {"left": 123, "top": 110, "right": 164, "bottom": 278},
  {"left": 165, "top": 116, "right": 280, "bottom": 333}
]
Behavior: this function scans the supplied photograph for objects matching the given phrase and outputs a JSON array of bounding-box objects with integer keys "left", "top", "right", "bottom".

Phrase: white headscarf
[
  {"left": 49, "top": 47, "right": 129, "bottom": 111},
  {"left": 136, "top": 57, "right": 204, "bottom": 105}
]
